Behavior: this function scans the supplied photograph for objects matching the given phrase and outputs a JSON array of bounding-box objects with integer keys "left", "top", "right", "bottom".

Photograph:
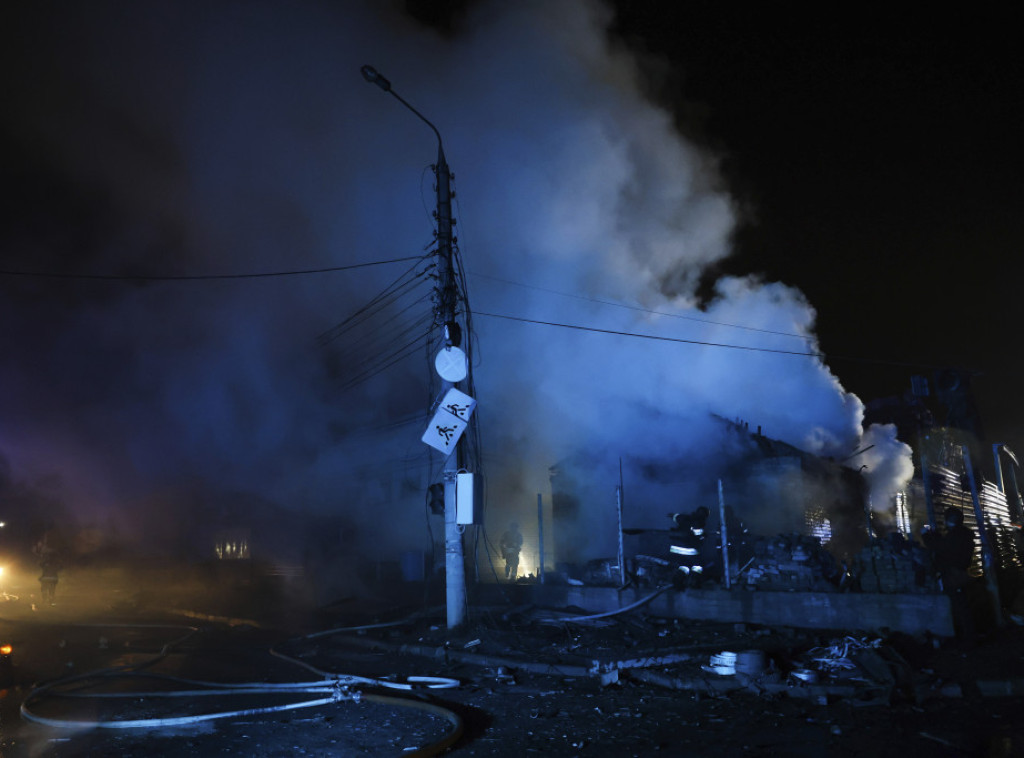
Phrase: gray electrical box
[{"left": 456, "top": 472, "right": 474, "bottom": 525}]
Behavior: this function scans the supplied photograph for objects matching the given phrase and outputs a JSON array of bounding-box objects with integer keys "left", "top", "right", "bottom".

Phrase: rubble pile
[
  {"left": 741, "top": 534, "right": 840, "bottom": 592},
  {"left": 854, "top": 537, "right": 937, "bottom": 594}
]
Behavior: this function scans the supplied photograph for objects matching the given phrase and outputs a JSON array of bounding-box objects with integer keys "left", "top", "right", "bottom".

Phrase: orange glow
[{"left": 0, "top": 645, "right": 12, "bottom": 656}]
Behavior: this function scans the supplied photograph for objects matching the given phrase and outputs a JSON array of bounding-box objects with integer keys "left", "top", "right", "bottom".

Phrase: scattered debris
[{"left": 919, "top": 731, "right": 958, "bottom": 748}]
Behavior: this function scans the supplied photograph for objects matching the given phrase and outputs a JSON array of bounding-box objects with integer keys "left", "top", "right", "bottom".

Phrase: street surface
[{"left": 1, "top": 564, "right": 1024, "bottom": 756}]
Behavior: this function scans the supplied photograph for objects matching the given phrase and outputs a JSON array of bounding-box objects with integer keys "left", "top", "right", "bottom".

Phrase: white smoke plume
[
  {"left": 0, "top": 1, "right": 908, "bottom": 567},
  {"left": 858, "top": 424, "right": 916, "bottom": 512}
]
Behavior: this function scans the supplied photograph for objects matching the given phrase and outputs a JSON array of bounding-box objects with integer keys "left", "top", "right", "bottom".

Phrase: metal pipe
[
  {"left": 1007, "top": 462, "right": 1024, "bottom": 524},
  {"left": 921, "top": 448, "right": 937, "bottom": 529},
  {"left": 616, "top": 485, "right": 626, "bottom": 589},
  {"left": 537, "top": 493, "right": 545, "bottom": 585},
  {"left": 993, "top": 443, "right": 1024, "bottom": 523},
  {"left": 993, "top": 443, "right": 1006, "bottom": 493},
  {"left": 962, "top": 445, "right": 1003, "bottom": 626},
  {"left": 718, "top": 479, "right": 730, "bottom": 590}
]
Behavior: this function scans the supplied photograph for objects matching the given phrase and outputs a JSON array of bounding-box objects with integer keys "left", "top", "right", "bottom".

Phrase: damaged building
[
  {"left": 531, "top": 393, "right": 1024, "bottom": 637},
  {"left": 548, "top": 416, "right": 869, "bottom": 584}
]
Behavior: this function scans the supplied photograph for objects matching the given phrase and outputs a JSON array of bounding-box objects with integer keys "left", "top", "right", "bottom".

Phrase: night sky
[
  {"left": 1, "top": 2, "right": 1021, "bottom": 556},
  {"left": 609, "top": 6, "right": 1024, "bottom": 453}
]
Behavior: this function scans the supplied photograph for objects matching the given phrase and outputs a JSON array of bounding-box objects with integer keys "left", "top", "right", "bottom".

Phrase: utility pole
[
  {"left": 434, "top": 122, "right": 469, "bottom": 632},
  {"left": 361, "top": 66, "right": 468, "bottom": 629}
]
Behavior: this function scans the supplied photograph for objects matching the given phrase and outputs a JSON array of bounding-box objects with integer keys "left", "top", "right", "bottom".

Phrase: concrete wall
[{"left": 535, "top": 585, "right": 954, "bottom": 637}]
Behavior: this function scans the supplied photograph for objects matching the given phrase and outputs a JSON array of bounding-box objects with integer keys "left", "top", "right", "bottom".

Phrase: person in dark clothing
[
  {"left": 499, "top": 522, "right": 523, "bottom": 580},
  {"left": 670, "top": 506, "right": 710, "bottom": 535},
  {"left": 922, "top": 506, "right": 976, "bottom": 640},
  {"left": 34, "top": 537, "right": 63, "bottom": 606},
  {"left": 668, "top": 506, "right": 710, "bottom": 588},
  {"left": 923, "top": 506, "right": 975, "bottom": 589}
]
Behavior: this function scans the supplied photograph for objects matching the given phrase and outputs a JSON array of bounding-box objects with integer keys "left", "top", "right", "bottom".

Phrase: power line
[
  {"left": 318, "top": 278, "right": 431, "bottom": 347},
  {"left": 317, "top": 258, "right": 433, "bottom": 345},
  {"left": 341, "top": 410, "right": 431, "bottom": 437},
  {"left": 336, "top": 327, "right": 433, "bottom": 393},
  {"left": 0, "top": 256, "right": 426, "bottom": 282},
  {"left": 467, "top": 270, "right": 812, "bottom": 341},
  {"left": 335, "top": 312, "right": 435, "bottom": 378},
  {"left": 328, "top": 295, "right": 434, "bottom": 358},
  {"left": 476, "top": 310, "right": 822, "bottom": 357},
  {"left": 475, "top": 310, "right": 958, "bottom": 370}
]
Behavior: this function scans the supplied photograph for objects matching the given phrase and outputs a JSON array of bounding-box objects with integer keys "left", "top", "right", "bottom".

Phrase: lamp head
[{"left": 360, "top": 65, "right": 391, "bottom": 92}]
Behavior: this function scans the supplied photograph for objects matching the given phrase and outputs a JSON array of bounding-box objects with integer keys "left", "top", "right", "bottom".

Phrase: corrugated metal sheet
[{"left": 928, "top": 464, "right": 1023, "bottom": 577}]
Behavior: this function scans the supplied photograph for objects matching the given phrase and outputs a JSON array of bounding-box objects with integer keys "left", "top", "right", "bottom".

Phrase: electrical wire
[
  {"left": 336, "top": 327, "right": 433, "bottom": 393},
  {"left": 328, "top": 455, "right": 434, "bottom": 481},
  {"left": 317, "top": 257, "right": 433, "bottom": 345},
  {"left": 312, "top": 253, "right": 438, "bottom": 396},
  {"left": 342, "top": 410, "right": 430, "bottom": 436},
  {"left": 328, "top": 293, "right": 433, "bottom": 357},
  {"left": 336, "top": 310, "right": 434, "bottom": 368},
  {"left": 0, "top": 256, "right": 426, "bottom": 282},
  {"left": 475, "top": 310, "right": 823, "bottom": 357},
  {"left": 330, "top": 314, "right": 434, "bottom": 392},
  {"left": 445, "top": 190, "right": 490, "bottom": 577},
  {"left": 319, "top": 270, "right": 430, "bottom": 346},
  {"left": 328, "top": 289, "right": 433, "bottom": 352},
  {"left": 479, "top": 525, "right": 510, "bottom": 588},
  {"left": 468, "top": 270, "right": 813, "bottom": 341},
  {"left": 475, "top": 309, "right": 963, "bottom": 371}
]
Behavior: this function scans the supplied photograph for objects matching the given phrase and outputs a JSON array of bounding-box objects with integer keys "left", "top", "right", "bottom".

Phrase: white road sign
[
  {"left": 421, "top": 388, "right": 476, "bottom": 454},
  {"left": 434, "top": 346, "right": 468, "bottom": 382}
]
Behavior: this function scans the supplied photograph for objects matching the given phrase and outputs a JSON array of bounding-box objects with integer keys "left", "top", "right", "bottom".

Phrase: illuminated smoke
[
  {"left": 858, "top": 424, "right": 916, "bottom": 513},
  {"left": 0, "top": 1, "right": 908, "bottom": 566}
]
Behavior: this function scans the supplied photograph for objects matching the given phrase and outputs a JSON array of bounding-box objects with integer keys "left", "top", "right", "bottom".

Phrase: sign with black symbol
[{"left": 421, "top": 388, "right": 476, "bottom": 454}]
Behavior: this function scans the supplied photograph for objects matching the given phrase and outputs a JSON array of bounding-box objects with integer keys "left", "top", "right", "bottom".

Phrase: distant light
[
  {"left": 0, "top": 644, "right": 11, "bottom": 656},
  {"left": 670, "top": 546, "right": 699, "bottom": 556},
  {"left": 809, "top": 518, "right": 832, "bottom": 544},
  {"left": 360, "top": 65, "right": 391, "bottom": 92},
  {"left": 0, "top": 522, "right": 5, "bottom": 528},
  {"left": 895, "top": 492, "right": 911, "bottom": 535}
]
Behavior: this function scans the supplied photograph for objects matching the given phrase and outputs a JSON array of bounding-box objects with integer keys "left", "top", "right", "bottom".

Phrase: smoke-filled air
[{"left": 1, "top": 1, "right": 911, "bottom": 575}]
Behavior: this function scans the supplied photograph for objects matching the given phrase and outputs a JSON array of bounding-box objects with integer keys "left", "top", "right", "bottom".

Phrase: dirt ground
[{"left": 2, "top": 566, "right": 1024, "bottom": 757}]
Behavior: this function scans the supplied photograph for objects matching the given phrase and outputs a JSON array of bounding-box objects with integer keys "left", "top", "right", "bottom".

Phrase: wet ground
[{"left": 2, "top": 565, "right": 1024, "bottom": 756}]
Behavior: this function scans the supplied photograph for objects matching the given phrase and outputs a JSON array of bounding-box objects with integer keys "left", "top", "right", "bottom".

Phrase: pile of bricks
[
  {"left": 854, "top": 539, "right": 937, "bottom": 594},
  {"left": 741, "top": 534, "right": 840, "bottom": 592}
]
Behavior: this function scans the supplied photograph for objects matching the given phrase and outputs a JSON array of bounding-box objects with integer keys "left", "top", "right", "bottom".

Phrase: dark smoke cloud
[{"left": 1, "top": 1, "right": 909, "bottom": 561}]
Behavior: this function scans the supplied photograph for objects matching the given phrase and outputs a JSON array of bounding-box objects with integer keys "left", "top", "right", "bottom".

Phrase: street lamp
[
  {"left": 361, "top": 65, "right": 467, "bottom": 630},
  {"left": 360, "top": 66, "right": 445, "bottom": 150}
]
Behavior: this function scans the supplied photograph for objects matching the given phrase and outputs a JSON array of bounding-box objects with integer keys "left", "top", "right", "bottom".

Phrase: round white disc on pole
[{"left": 435, "top": 346, "right": 468, "bottom": 382}]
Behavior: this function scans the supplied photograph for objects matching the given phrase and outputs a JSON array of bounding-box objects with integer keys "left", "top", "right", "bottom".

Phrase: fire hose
[
  {"left": 18, "top": 620, "right": 463, "bottom": 756},
  {"left": 534, "top": 584, "right": 673, "bottom": 624}
]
